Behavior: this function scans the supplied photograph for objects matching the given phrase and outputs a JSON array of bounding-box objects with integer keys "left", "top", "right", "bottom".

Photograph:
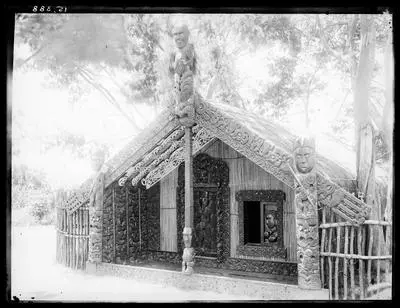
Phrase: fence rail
[{"left": 320, "top": 208, "right": 392, "bottom": 300}]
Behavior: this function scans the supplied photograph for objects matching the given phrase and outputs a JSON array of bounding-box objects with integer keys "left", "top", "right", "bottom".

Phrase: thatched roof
[
  {"left": 65, "top": 94, "right": 381, "bottom": 222},
  {"left": 102, "top": 96, "right": 359, "bottom": 190}
]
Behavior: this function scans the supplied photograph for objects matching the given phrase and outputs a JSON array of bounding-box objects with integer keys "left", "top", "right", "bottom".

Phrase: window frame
[{"left": 236, "top": 190, "right": 287, "bottom": 259}]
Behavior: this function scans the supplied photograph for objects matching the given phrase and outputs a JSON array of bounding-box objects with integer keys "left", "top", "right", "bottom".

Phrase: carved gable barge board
[
  {"left": 120, "top": 125, "right": 192, "bottom": 186},
  {"left": 129, "top": 129, "right": 186, "bottom": 187},
  {"left": 142, "top": 127, "right": 216, "bottom": 189},
  {"left": 195, "top": 98, "right": 295, "bottom": 189},
  {"left": 316, "top": 171, "right": 371, "bottom": 224},
  {"left": 131, "top": 124, "right": 201, "bottom": 187},
  {"left": 104, "top": 109, "right": 180, "bottom": 188}
]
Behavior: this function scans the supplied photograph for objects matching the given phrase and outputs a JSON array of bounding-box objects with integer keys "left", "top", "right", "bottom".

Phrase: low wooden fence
[
  {"left": 320, "top": 207, "right": 392, "bottom": 300},
  {"left": 56, "top": 191, "right": 90, "bottom": 270}
]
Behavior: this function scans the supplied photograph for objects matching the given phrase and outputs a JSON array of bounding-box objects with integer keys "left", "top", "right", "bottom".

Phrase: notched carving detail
[
  {"left": 317, "top": 172, "right": 371, "bottom": 224},
  {"left": 141, "top": 127, "right": 215, "bottom": 189}
]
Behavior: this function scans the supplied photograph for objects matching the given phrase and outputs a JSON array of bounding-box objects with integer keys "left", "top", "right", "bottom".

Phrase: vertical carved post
[
  {"left": 87, "top": 172, "right": 105, "bottom": 270},
  {"left": 293, "top": 136, "right": 321, "bottom": 289},
  {"left": 182, "top": 127, "right": 195, "bottom": 274},
  {"left": 169, "top": 23, "right": 197, "bottom": 274}
]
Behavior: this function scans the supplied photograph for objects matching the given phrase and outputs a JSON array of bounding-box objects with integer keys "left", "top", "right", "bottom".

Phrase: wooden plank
[
  {"left": 160, "top": 169, "right": 178, "bottom": 252},
  {"left": 126, "top": 186, "right": 129, "bottom": 261},
  {"left": 385, "top": 224, "right": 390, "bottom": 282},
  {"left": 83, "top": 209, "right": 87, "bottom": 268},
  {"left": 79, "top": 208, "right": 83, "bottom": 269},
  {"left": 367, "top": 224, "right": 373, "bottom": 284},
  {"left": 350, "top": 226, "right": 355, "bottom": 299},
  {"left": 73, "top": 211, "right": 76, "bottom": 269},
  {"left": 71, "top": 212, "right": 74, "bottom": 269},
  {"left": 321, "top": 207, "right": 326, "bottom": 287},
  {"left": 67, "top": 212, "right": 71, "bottom": 267},
  {"left": 139, "top": 187, "right": 142, "bottom": 250},
  {"left": 377, "top": 224, "right": 381, "bottom": 284},
  {"left": 319, "top": 220, "right": 391, "bottom": 228},
  {"left": 343, "top": 226, "right": 349, "bottom": 300},
  {"left": 335, "top": 225, "right": 341, "bottom": 299},
  {"left": 72, "top": 211, "right": 78, "bottom": 269},
  {"left": 358, "top": 227, "right": 364, "bottom": 299},
  {"left": 328, "top": 223, "right": 333, "bottom": 299},
  {"left": 112, "top": 184, "right": 116, "bottom": 263},
  {"left": 78, "top": 210, "right": 80, "bottom": 269}
]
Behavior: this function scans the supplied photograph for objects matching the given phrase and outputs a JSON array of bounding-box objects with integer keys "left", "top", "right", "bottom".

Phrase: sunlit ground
[{"left": 11, "top": 225, "right": 258, "bottom": 302}]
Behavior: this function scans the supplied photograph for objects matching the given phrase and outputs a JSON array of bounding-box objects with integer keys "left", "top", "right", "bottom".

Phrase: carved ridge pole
[
  {"left": 292, "top": 136, "right": 321, "bottom": 289},
  {"left": 169, "top": 23, "right": 197, "bottom": 274}
]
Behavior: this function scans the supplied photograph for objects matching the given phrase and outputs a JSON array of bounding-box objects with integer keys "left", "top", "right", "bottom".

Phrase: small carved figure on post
[
  {"left": 264, "top": 214, "right": 278, "bottom": 243},
  {"left": 169, "top": 23, "right": 197, "bottom": 127},
  {"left": 182, "top": 227, "right": 195, "bottom": 274}
]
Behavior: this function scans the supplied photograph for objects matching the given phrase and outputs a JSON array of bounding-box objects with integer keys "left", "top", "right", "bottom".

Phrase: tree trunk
[
  {"left": 353, "top": 15, "right": 383, "bottom": 260},
  {"left": 382, "top": 30, "right": 393, "bottom": 254}
]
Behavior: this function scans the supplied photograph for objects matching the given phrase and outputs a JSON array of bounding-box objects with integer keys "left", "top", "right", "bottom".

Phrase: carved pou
[
  {"left": 292, "top": 135, "right": 321, "bottom": 289},
  {"left": 169, "top": 24, "right": 197, "bottom": 127}
]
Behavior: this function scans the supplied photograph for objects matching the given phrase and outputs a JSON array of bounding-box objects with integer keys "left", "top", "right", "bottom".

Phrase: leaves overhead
[{"left": 14, "top": 13, "right": 393, "bottom": 169}]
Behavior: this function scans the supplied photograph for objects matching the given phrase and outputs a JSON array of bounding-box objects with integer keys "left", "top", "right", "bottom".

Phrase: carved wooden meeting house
[{"left": 56, "top": 24, "right": 391, "bottom": 300}]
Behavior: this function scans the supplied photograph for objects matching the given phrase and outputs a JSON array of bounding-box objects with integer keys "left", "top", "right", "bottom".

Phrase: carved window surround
[{"left": 236, "top": 190, "right": 287, "bottom": 260}]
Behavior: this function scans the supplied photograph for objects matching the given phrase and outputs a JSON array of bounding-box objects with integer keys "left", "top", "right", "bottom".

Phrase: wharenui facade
[{"left": 55, "top": 24, "right": 392, "bottom": 300}]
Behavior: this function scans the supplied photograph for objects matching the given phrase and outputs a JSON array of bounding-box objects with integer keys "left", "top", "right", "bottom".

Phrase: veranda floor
[{"left": 126, "top": 260, "right": 297, "bottom": 285}]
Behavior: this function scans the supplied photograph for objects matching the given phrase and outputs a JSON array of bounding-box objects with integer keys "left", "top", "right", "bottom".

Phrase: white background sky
[{"left": 11, "top": 15, "right": 389, "bottom": 189}]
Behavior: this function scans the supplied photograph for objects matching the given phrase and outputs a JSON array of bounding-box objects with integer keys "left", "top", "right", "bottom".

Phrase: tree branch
[
  {"left": 75, "top": 66, "right": 141, "bottom": 131},
  {"left": 316, "top": 15, "right": 346, "bottom": 63},
  {"left": 15, "top": 44, "right": 46, "bottom": 70}
]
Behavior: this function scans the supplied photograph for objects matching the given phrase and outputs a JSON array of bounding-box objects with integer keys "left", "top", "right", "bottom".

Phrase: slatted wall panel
[
  {"left": 160, "top": 169, "right": 179, "bottom": 252},
  {"left": 200, "top": 139, "right": 297, "bottom": 262}
]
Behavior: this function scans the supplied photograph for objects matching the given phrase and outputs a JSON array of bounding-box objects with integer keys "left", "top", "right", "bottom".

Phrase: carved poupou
[{"left": 293, "top": 136, "right": 321, "bottom": 289}]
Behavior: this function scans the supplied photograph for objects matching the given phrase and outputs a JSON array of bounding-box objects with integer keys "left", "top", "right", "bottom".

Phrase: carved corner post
[
  {"left": 292, "top": 136, "right": 321, "bottom": 289},
  {"left": 169, "top": 23, "right": 197, "bottom": 274},
  {"left": 87, "top": 171, "right": 105, "bottom": 272}
]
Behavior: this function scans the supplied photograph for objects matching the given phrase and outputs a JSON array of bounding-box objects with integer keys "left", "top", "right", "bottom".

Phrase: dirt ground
[{"left": 10, "top": 225, "right": 258, "bottom": 302}]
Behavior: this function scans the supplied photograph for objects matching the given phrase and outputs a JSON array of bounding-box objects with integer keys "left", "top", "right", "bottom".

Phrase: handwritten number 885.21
[{"left": 32, "top": 6, "right": 67, "bottom": 13}]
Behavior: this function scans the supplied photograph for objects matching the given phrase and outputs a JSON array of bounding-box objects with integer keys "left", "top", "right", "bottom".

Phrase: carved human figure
[
  {"left": 182, "top": 227, "right": 195, "bottom": 274},
  {"left": 169, "top": 23, "right": 197, "bottom": 124},
  {"left": 293, "top": 137, "right": 316, "bottom": 174},
  {"left": 264, "top": 214, "right": 278, "bottom": 243}
]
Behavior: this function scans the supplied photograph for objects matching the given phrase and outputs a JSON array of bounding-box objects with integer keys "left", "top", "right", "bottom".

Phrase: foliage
[
  {"left": 12, "top": 164, "right": 55, "bottom": 225},
  {"left": 13, "top": 13, "right": 393, "bottom": 180}
]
